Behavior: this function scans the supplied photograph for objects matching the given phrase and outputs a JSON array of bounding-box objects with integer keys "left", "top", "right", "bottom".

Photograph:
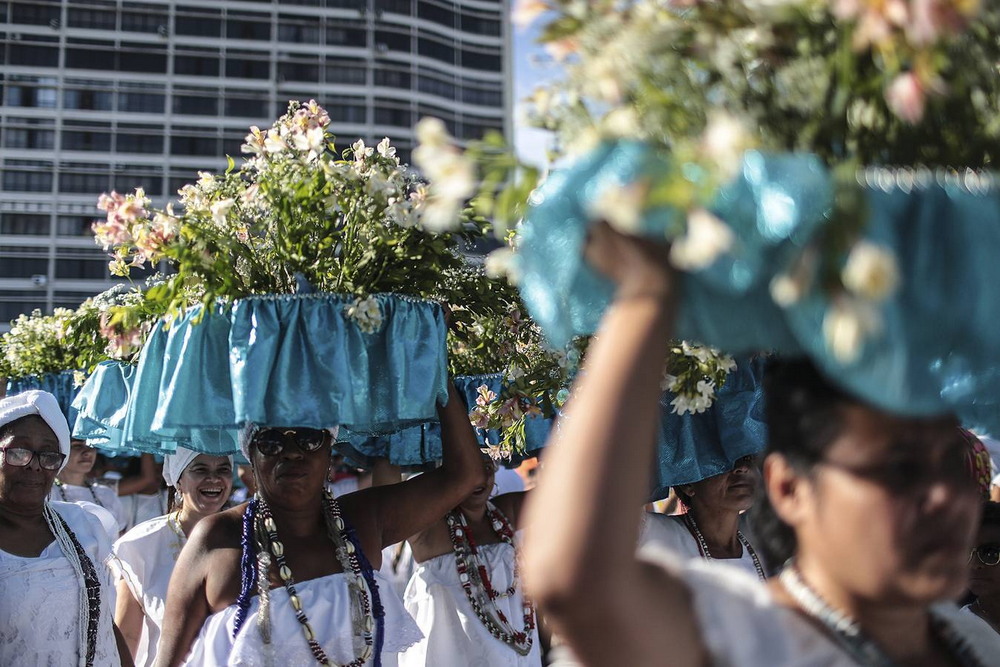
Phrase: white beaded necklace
[{"left": 682, "top": 512, "right": 766, "bottom": 581}]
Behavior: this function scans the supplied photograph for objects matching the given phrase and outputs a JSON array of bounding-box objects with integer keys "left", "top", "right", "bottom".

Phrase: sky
[{"left": 510, "top": 20, "right": 558, "bottom": 168}]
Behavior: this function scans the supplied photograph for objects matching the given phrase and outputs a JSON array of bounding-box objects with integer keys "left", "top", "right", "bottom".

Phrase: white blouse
[
  {"left": 642, "top": 546, "right": 1000, "bottom": 665},
  {"left": 110, "top": 514, "right": 186, "bottom": 667},
  {"left": 399, "top": 534, "right": 541, "bottom": 667},
  {"left": 0, "top": 501, "right": 120, "bottom": 666},
  {"left": 638, "top": 512, "right": 764, "bottom": 579},
  {"left": 184, "top": 571, "right": 423, "bottom": 666}
]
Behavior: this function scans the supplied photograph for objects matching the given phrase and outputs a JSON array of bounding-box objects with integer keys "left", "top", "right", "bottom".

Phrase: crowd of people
[{"left": 3, "top": 234, "right": 1000, "bottom": 665}]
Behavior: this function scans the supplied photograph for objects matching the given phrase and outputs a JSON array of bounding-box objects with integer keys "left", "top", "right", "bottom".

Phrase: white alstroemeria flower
[
  {"left": 670, "top": 208, "right": 734, "bottom": 270},
  {"left": 376, "top": 137, "right": 397, "bottom": 159},
  {"left": 197, "top": 171, "right": 217, "bottom": 191},
  {"left": 291, "top": 126, "right": 326, "bottom": 161},
  {"left": 588, "top": 180, "right": 648, "bottom": 233},
  {"left": 841, "top": 240, "right": 900, "bottom": 302},
  {"left": 210, "top": 198, "right": 235, "bottom": 226},
  {"left": 823, "top": 296, "right": 882, "bottom": 364},
  {"left": 701, "top": 111, "right": 753, "bottom": 180},
  {"left": 660, "top": 373, "right": 679, "bottom": 392},
  {"left": 264, "top": 128, "right": 288, "bottom": 154},
  {"left": 719, "top": 354, "right": 738, "bottom": 373},
  {"left": 345, "top": 296, "right": 384, "bottom": 334},
  {"left": 352, "top": 139, "right": 374, "bottom": 160}
]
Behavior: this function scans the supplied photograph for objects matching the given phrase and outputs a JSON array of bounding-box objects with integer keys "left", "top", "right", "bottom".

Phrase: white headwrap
[
  {"left": 0, "top": 390, "right": 71, "bottom": 473},
  {"left": 238, "top": 424, "right": 339, "bottom": 461},
  {"left": 162, "top": 447, "right": 235, "bottom": 488}
]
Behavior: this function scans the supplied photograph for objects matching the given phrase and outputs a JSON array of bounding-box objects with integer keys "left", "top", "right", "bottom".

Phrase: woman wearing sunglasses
[
  {"left": 522, "top": 226, "right": 1000, "bottom": 666},
  {"left": 111, "top": 447, "right": 234, "bottom": 666},
  {"left": 155, "top": 381, "right": 485, "bottom": 667},
  {"left": 966, "top": 501, "right": 1000, "bottom": 635},
  {"left": 0, "top": 390, "right": 129, "bottom": 666}
]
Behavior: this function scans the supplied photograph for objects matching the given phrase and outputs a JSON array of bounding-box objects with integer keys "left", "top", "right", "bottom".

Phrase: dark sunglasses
[
  {"left": 252, "top": 428, "right": 329, "bottom": 457},
  {"left": 0, "top": 446, "right": 66, "bottom": 471},
  {"left": 970, "top": 543, "right": 1000, "bottom": 566}
]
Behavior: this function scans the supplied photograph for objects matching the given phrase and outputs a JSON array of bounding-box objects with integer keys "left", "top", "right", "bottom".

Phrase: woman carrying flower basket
[
  {"left": 154, "top": 382, "right": 485, "bottom": 667},
  {"left": 399, "top": 454, "right": 538, "bottom": 667},
  {"left": 522, "top": 225, "right": 1000, "bottom": 665}
]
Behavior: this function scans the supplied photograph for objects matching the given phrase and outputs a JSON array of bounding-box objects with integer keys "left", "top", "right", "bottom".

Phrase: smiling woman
[
  {"left": 110, "top": 447, "right": 234, "bottom": 667},
  {"left": 0, "top": 390, "right": 126, "bottom": 666}
]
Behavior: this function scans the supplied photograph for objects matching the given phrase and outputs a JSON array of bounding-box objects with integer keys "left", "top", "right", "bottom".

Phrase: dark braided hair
[
  {"left": 748, "top": 357, "right": 858, "bottom": 572},
  {"left": 232, "top": 497, "right": 258, "bottom": 637}
]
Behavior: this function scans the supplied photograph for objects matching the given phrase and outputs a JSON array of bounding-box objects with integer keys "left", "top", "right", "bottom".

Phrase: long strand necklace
[
  {"left": 780, "top": 565, "right": 985, "bottom": 667},
  {"left": 55, "top": 479, "right": 103, "bottom": 507},
  {"left": 446, "top": 502, "right": 535, "bottom": 656},
  {"left": 42, "top": 503, "right": 101, "bottom": 667},
  {"left": 682, "top": 512, "right": 766, "bottom": 581},
  {"left": 244, "top": 492, "right": 379, "bottom": 666}
]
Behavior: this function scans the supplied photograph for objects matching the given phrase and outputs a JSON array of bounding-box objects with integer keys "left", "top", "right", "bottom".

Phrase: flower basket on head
[
  {"left": 427, "top": 1, "right": 1000, "bottom": 437},
  {"left": 1, "top": 282, "right": 168, "bottom": 427},
  {"left": 88, "top": 102, "right": 486, "bottom": 461}
]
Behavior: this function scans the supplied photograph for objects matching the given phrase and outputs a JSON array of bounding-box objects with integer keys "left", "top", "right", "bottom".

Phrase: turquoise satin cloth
[
  {"left": 73, "top": 293, "right": 449, "bottom": 458},
  {"left": 519, "top": 141, "right": 1000, "bottom": 436},
  {"left": 650, "top": 356, "right": 766, "bottom": 499},
  {"left": 339, "top": 373, "right": 553, "bottom": 467},
  {"left": 6, "top": 371, "right": 80, "bottom": 426}
]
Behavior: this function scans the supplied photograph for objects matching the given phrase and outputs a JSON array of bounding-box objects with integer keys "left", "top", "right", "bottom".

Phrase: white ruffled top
[
  {"left": 399, "top": 533, "right": 541, "bottom": 667},
  {"left": 184, "top": 570, "right": 423, "bottom": 667}
]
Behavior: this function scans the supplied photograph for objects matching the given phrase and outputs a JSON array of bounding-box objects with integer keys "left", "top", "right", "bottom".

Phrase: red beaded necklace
[{"left": 445, "top": 502, "right": 535, "bottom": 656}]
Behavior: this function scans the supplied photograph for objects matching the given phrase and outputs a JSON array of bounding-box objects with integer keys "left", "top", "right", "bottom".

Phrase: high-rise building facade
[{"left": 0, "top": 0, "right": 511, "bottom": 329}]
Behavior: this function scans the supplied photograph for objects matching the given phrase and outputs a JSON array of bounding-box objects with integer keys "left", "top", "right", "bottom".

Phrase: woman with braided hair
[{"left": 0, "top": 390, "right": 129, "bottom": 666}]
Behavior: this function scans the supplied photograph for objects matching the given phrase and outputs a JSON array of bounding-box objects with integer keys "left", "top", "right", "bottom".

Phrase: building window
[
  {"left": 417, "top": 1, "right": 455, "bottom": 28},
  {"left": 418, "top": 37, "right": 454, "bottom": 64},
  {"left": 62, "top": 130, "right": 113, "bottom": 152},
  {"left": 374, "top": 67, "right": 411, "bottom": 88},
  {"left": 326, "top": 25, "right": 367, "bottom": 48},
  {"left": 278, "top": 58, "right": 321, "bottom": 83},
  {"left": 63, "top": 88, "right": 114, "bottom": 111},
  {"left": 175, "top": 53, "right": 221, "bottom": 77},
  {"left": 328, "top": 103, "right": 367, "bottom": 124},
  {"left": 116, "top": 132, "right": 164, "bottom": 154},
  {"left": 60, "top": 171, "right": 111, "bottom": 194},
  {"left": 65, "top": 46, "right": 116, "bottom": 71},
  {"left": 461, "top": 49, "right": 502, "bottom": 71},
  {"left": 376, "top": 0, "right": 413, "bottom": 16},
  {"left": 227, "top": 15, "right": 272, "bottom": 41},
  {"left": 113, "top": 166, "right": 163, "bottom": 196},
  {"left": 121, "top": 4, "right": 168, "bottom": 33},
  {"left": 223, "top": 94, "right": 269, "bottom": 119},
  {"left": 10, "top": 2, "right": 60, "bottom": 27},
  {"left": 375, "top": 30, "right": 411, "bottom": 52},
  {"left": 226, "top": 55, "right": 270, "bottom": 80},
  {"left": 0, "top": 214, "right": 50, "bottom": 236},
  {"left": 170, "top": 134, "right": 220, "bottom": 157},
  {"left": 55, "top": 249, "right": 110, "bottom": 279},
  {"left": 118, "top": 91, "right": 166, "bottom": 113},
  {"left": 175, "top": 11, "right": 221, "bottom": 37},
  {"left": 8, "top": 44, "right": 60, "bottom": 68},
  {"left": 0, "top": 246, "right": 49, "bottom": 278},
  {"left": 68, "top": 7, "right": 118, "bottom": 30},
  {"left": 325, "top": 61, "right": 367, "bottom": 85},
  {"left": 375, "top": 106, "right": 412, "bottom": 128},
  {"left": 173, "top": 94, "right": 219, "bottom": 116},
  {"left": 2, "top": 170, "right": 53, "bottom": 192},
  {"left": 119, "top": 44, "right": 168, "bottom": 73},
  {"left": 0, "top": 301, "right": 47, "bottom": 321},
  {"left": 460, "top": 13, "right": 502, "bottom": 37},
  {"left": 56, "top": 216, "right": 94, "bottom": 237},
  {"left": 278, "top": 17, "right": 321, "bottom": 44}
]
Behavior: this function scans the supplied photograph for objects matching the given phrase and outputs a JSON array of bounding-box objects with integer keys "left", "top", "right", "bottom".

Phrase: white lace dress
[
  {"left": 399, "top": 535, "right": 541, "bottom": 667},
  {"left": 110, "top": 515, "right": 185, "bottom": 667},
  {"left": 183, "top": 571, "right": 423, "bottom": 666},
  {"left": 642, "top": 546, "right": 1000, "bottom": 665},
  {"left": 0, "top": 501, "right": 120, "bottom": 665},
  {"left": 50, "top": 481, "right": 128, "bottom": 535}
]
